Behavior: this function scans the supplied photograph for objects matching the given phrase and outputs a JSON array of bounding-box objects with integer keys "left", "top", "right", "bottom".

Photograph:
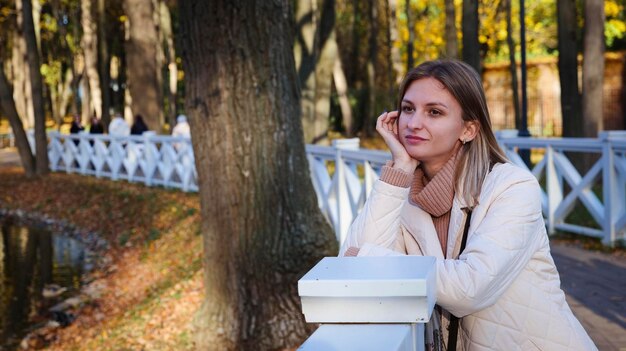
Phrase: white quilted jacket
[{"left": 340, "top": 163, "right": 597, "bottom": 351}]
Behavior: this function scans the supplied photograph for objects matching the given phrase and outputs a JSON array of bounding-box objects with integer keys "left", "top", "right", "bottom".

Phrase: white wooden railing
[
  {"left": 47, "top": 131, "right": 197, "bottom": 191},
  {"left": 46, "top": 131, "right": 626, "bottom": 245}
]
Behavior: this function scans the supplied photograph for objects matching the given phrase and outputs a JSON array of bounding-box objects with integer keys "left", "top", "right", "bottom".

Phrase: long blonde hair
[{"left": 397, "top": 60, "right": 508, "bottom": 208}]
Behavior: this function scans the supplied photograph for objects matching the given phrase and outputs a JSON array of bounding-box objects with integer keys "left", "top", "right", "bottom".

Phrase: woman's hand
[{"left": 376, "top": 111, "right": 418, "bottom": 173}]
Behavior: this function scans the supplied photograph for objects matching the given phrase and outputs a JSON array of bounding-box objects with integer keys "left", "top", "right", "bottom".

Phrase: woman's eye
[
  {"left": 429, "top": 109, "right": 442, "bottom": 116},
  {"left": 402, "top": 105, "right": 415, "bottom": 113}
]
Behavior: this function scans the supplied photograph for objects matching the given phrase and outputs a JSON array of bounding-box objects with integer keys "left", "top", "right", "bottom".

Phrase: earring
[{"left": 462, "top": 138, "right": 467, "bottom": 145}]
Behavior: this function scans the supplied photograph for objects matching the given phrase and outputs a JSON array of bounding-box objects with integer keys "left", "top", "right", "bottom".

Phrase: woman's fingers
[{"left": 376, "top": 111, "right": 400, "bottom": 139}]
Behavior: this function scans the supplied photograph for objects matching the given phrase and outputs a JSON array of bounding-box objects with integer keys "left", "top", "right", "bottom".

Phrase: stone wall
[{"left": 482, "top": 52, "right": 625, "bottom": 137}]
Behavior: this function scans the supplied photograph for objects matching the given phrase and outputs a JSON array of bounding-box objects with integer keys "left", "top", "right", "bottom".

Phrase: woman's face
[{"left": 399, "top": 77, "right": 470, "bottom": 173}]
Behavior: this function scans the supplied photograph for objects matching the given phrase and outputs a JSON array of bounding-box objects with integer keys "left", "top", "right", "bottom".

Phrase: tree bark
[
  {"left": 365, "top": 0, "right": 377, "bottom": 137},
  {"left": 582, "top": 0, "right": 605, "bottom": 137},
  {"left": 405, "top": 0, "right": 414, "bottom": 70},
  {"left": 123, "top": 0, "right": 162, "bottom": 132},
  {"left": 82, "top": 0, "right": 103, "bottom": 119},
  {"left": 333, "top": 47, "right": 353, "bottom": 135},
  {"left": 0, "top": 62, "right": 36, "bottom": 177},
  {"left": 295, "top": 0, "right": 336, "bottom": 144},
  {"left": 12, "top": 3, "right": 34, "bottom": 131},
  {"left": 98, "top": 0, "right": 111, "bottom": 127},
  {"left": 505, "top": 0, "right": 520, "bottom": 130},
  {"left": 180, "top": 1, "right": 337, "bottom": 349},
  {"left": 462, "top": 0, "right": 481, "bottom": 75},
  {"left": 557, "top": 0, "right": 582, "bottom": 137},
  {"left": 22, "top": 0, "right": 49, "bottom": 175},
  {"left": 387, "top": 0, "right": 403, "bottom": 85},
  {"left": 160, "top": 1, "right": 178, "bottom": 130},
  {"left": 445, "top": 0, "right": 458, "bottom": 59}
]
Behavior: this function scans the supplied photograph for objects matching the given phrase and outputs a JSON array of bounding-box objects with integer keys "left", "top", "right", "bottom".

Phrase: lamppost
[{"left": 519, "top": 0, "right": 531, "bottom": 165}]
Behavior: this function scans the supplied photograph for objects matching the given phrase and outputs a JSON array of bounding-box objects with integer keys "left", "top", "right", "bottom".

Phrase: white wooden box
[{"left": 298, "top": 256, "right": 437, "bottom": 323}]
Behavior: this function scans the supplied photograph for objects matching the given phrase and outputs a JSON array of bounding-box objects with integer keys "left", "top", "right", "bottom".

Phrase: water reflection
[{"left": 0, "top": 217, "right": 86, "bottom": 347}]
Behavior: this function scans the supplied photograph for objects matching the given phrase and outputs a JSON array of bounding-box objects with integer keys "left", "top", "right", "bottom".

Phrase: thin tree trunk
[
  {"left": 505, "top": 0, "right": 520, "bottom": 130},
  {"left": 582, "top": 0, "right": 605, "bottom": 137},
  {"left": 152, "top": 0, "right": 164, "bottom": 130},
  {"left": 0, "top": 63, "right": 36, "bottom": 177},
  {"left": 123, "top": 0, "right": 162, "bottom": 131},
  {"left": 82, "top": 0, "right": 102, "bottom": 119},
  {"left": 22, "top": 0, "right": 48, "bottom": 175},
  {"left": 462, "top": 0, "right": 481, "bottom": 75},
  {"left": 98, "top": 0, "right": 111, "bottom": 127},
  {"left": 365, "top": 0, "right": 377, "bottom": 137},
  {"left": 180, "top": 1, "right": 337, "bottom": 349},
  {"left": 445, "top": 0, "right": 458, "bottom": 58},
  {"left": 387, "top": 0, "right": 403, "bottom": 84},
  {"left": 160, "top": 1, "right": 177, "bottom": 130},
  {"left": 406, "top": 0, "right": 414, "bottom": 70},
  {"left": 295, "top": 0, "right": 336, "bottom": 144},
  {"left": 557, "top": 0, "right": 581, "bottom": 137},
  {"left": 80, "top": 73, "right": 92, "bottom": 125},
  {"left": 333, "top": 52, "right": 353, "bottom": 135},
  {"left": 12, "top": 4, "right": 34, "bottom": 130},
  {"left": 48, "top": 68, "right": 73, "bottom": 129}
]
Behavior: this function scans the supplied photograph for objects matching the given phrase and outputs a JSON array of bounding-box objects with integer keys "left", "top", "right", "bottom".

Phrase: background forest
[{"left": 1, "top": 0, "right": 625, "bottom": 149}]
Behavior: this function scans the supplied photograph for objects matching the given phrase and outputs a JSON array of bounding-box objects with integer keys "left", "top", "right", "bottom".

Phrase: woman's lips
[{"left": 405, "top": 135, "right": 426, "bottom": 145}]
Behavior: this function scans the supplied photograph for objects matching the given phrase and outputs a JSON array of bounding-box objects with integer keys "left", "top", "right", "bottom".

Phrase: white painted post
[
  {"left": 298, "top": 256, "right": 436, "bottom": 351},
  {"left": 332, "top": 138, "right": 360, "bottom": 245},
  {"left": 545, "top": 146, "right": 562, "bottom": 235},
  {"left": 601, "top": 131, "right": 626, "bottom": 245}
]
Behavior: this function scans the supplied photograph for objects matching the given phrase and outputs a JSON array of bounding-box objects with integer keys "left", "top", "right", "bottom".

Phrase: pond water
[{"left": 0, "top": 217, "right": 87, "bottom": 348}]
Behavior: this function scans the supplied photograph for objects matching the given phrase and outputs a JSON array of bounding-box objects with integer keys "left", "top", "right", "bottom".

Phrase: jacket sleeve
[
  {"left": 436, "top": 173, "right": 545, "bottom": 317},
  {"left": 338, "top": 178, "right": 411, "bottom": 256}
]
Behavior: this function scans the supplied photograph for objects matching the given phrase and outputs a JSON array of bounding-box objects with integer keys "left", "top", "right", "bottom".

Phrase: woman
[{"left": 340, "top": 60, "right": 596, "bottom": 351}]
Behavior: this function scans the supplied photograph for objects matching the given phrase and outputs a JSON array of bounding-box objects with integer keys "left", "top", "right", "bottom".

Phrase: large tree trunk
[
  {"left": 180, "top": 1, "right": 337, "bottom": 349},
  {"left": 123, "top": 0, "right": 162, "bottom": 132},
  {"left": 582, "top": 0, "right": 605, "bottom": 137},
  {"left": 462, "top": 0, "right": 481, "bottom": 75},
  {"left": 82, "top": 0, "right": 102, "bottom": 120},
  {"left": 505, "top": 0, "right": 520, "bottom": 130},
  {"left": 558, "top": 0, "right": 582, "bottom": 137},
  {"left": 98, "top": 0, "right": 111, "bottom": 127},
  {"left": 0, "top": 63, "right": 36, "bottom": 177},
  {"left": 445, "top": 0, "right": 458, "bottom": 58},
  {"left": 295, "top": 0, "right": 336, "bottom": 144},
  {"left": 22, "top": 0, "right": 48, "bottom": 175}
]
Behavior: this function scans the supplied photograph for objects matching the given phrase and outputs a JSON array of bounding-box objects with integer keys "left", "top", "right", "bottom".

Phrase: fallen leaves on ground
[{"left": 0, "top": 167, "right": 204, "bottom": 350}]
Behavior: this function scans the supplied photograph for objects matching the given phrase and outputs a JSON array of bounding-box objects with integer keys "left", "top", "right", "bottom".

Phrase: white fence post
[
  {"left": 601, "top": 131, "right": 626, "bottom": 245},
  {"left": 298, "top": 256, "right": 436, "bottom": 350},
  {"left": 332, "top": 138, "right": 360, "bottom": 245}
]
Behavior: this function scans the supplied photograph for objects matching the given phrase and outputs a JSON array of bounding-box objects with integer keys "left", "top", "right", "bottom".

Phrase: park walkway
[{"left": 0, "top": 148, "right": 624, "bottom": 350}]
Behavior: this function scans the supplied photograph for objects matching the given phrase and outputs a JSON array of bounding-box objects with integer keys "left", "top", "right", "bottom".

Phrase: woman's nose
[{"left": 406, "top": 113, "right": 423, "bottom": 129}]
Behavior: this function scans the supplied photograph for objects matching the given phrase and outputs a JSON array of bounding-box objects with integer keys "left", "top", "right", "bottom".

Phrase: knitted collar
[{"left": 410, "top": 147, "right": 462, "bottom": 217}]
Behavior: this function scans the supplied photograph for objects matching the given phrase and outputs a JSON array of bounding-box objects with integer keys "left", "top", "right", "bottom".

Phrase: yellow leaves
[
  {"left": 496, "top": 29, "right": 508, "bottom": 41},
  {"left": 605, "top": 1, "right": 623, "bottom": 17}
]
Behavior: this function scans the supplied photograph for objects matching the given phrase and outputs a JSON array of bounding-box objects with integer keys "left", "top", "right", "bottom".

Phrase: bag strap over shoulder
[{"left": 447, "top": 208, "right": 472, "bottom": 351}]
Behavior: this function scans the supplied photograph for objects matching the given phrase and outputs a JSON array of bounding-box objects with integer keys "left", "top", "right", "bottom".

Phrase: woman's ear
[{"left": 460, "top": 121, "right": 479, "bottom": 143}]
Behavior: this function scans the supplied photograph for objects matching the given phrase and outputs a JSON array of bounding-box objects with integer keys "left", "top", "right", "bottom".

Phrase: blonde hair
[{"left": 397, "top": 60, "right": 508, "bottom": 208}]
